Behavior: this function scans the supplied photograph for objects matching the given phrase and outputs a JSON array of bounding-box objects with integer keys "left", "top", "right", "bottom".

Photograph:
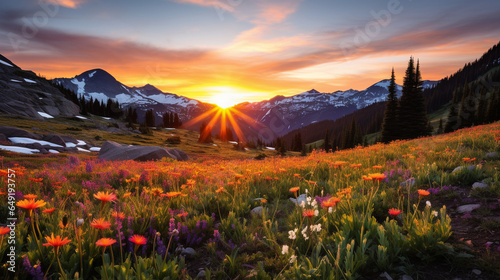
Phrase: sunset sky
[{"left": 1, "top": 0, "right": 500, "bottom": 106}]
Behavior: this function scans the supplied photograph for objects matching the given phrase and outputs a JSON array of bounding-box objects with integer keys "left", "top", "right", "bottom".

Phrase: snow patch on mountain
[
  {"left": 0, "top": 59, "right": 13, "bottom": 67},
  {"left": 71, "top": 78, "right": 86, "bottom": 95},
  {"left": 89, "top": 71, "right": 96, "bottom": 78}
]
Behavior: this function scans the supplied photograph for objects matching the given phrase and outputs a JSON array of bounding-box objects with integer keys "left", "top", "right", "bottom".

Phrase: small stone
[
  {"left": 196, "top": 270, "right": 206, "bottom": 278},
  {"left": 457, "top": 204, "right": 481, "bottom": 214},
  {"left": 472, "top": 269, "right": 481, "bottom": 275},
  {"left": 181, "top": 247, "right": 196, "bottom": 256},
  {"left": 399, "top": 275, "right": 413, "bottom": 280},
  {"left": 290, "top": 194, "right": 307, "bottom": 205},
  {"left": 452, "top": 166, "right": 465, "bottom": 173},
  {"left": 380, "top": 272, "right": 393, "bottom": 280},
  {"left": 472, "top": 182, "right": 488, "bottom": 189},
  {"left": 485, "top": 152, "right": 498, "bottom": 158},
  {"left": 250, "top": 206, "right": 264, "bottom": 216},
  {"left": 468, "top": 165, "right": 477, "bottom": 171}
]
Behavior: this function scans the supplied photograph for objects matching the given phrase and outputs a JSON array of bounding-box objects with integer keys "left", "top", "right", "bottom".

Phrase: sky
[{"left": 1, "top": 0, "right": 500, "bottom": 106}]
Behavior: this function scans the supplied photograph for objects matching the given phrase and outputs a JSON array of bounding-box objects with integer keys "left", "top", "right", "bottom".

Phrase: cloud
[
  {"left": 43, "top": 0, "right": 86, "bottom": 9},
  {"left": 170, "top": 0, "right": 234, "bottom": 12}
]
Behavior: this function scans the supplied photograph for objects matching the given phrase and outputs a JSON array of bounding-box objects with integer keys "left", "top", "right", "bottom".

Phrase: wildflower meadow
[{"left": 1, "top": 123, "right": 500, "bottom": 279}]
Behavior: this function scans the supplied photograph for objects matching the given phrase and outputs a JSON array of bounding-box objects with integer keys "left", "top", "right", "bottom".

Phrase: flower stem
[{"left": 102, "top": 248, "right": 109, "bottom": 280}]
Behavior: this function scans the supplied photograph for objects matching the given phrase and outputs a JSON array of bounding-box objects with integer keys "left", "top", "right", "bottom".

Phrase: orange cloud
[{"left": 43, "top": 0, "right": 86, "bottom": 9}]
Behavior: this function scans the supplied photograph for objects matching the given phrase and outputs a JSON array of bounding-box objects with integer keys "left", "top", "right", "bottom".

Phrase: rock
[
  {"left": 457, "top": 204, "right": 481, "bottom": 214},
  {"left": 196, "top": 270, "right": 206, "bottom": 278},
  {"left": 400, "top": 178, "right": 415, "bottom": 188},
  {"left": 399, "top": 275, "right": 413, "bottom": 280},
  {"left": 472, "top": 269, "right": 481, "bottom": 275},
  {"left": 452, "top": 166, "right": 465, "bottom": 173},
  {"left": 380, "top": 272, "right": 393, "bottom": 280},
  {"left": 97, "top": 141, "right": 189, "bottom": 162},
  {"left": 251, "top": 206, "right": 264, "bottom": 216},
  {"left": 468, "top": 165, "right": 478, "bottom": 170},
  {"left": 485, "top": 152, "right": 498, "bottom": 158},
  {"left": 43, "top": 133, "right": 66, "bottom": 147},
  {"left": 0, "top": 126, "right": 41, "bottom": 139},
  {"left": 61, "top": 135, "right": 78, "bottom": 144},
  {"left": 290, "top": 194, "right": 307, "bottom": 206},
  {"left": 472, "top": 182, "right": 488, "bottom": 189},
  {"left": 180, "top": 247, "right": 196, "bottom": 256},
  {"left": 105, "top": 127, "right": 124, "bottom": 134},
  {"left": 0, "top": 133, "right": 6, "bottom": 142}
]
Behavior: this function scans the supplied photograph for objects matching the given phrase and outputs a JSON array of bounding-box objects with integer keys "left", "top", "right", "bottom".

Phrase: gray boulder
[
  {"left": 457, "top": 204, "right": 481, "bottom": 214},
  {"left": 0, "top": 126, "right": 41, "bottom": 139},
  {"left": 43, "top": 133, "right": 66, "bottom": 147},
  {"left": 0, "top": 133, "right": 6, "bottom": 142},
  {"left": 485, "top": 152, "right": 498, "bottom": 158},
  {"left": 61, "top": 135, "right": 78, "bottom": 144},
  {"left": 472, "top": 182, "right": 488, "bottom": 189},
  {"left": 98, "top": 141, "right": 188, "bottom": 162}
]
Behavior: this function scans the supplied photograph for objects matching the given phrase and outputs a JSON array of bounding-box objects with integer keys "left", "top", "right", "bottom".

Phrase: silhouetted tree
[
  {"left": 381, "top": 68, "right": 400, "bottom": 143},
  {"left": 145, "top": 109, "right": 155, "bottom": 127}
]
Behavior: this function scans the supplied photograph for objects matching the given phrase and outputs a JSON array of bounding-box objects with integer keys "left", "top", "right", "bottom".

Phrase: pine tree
[
  {"left": 381, "top": 68, "right": 400, "bottom": 143},
  {"left": 445, "top": 88, "right": 460, "bottom": 132},
  {"left": 145, "top": 109, "right": 155, "bottom": 127},
  {"left": 398, "top": 58, "right": 430, "bottom": 139},
  {"left": 132, "top": 109, "right": 138, "bottom": 124},
  {"left": 163, "top": 112, "right": 170, "bottom": 128},
  {"left": 323, "top": 130, "right": 331, "bottom": 152},
  {"left": 458, "top": 80, "right": 475, "bottom": 128},
  {"left": 173, "top": 113, "right": 180, "bottom": 128},
  {"left": 476, "top": 87, "right": 488, "bottom": 125},
  {"left": 437, "top": 119, "right": 444, "bottom": 134}
]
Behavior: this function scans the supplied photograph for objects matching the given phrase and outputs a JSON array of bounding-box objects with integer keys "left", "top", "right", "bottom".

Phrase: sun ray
[
  {"left": 225, "top": 108, "right": 246, "bottom": 143},
  {"left": 181, "top": 107, "right": 219, "bottom": 129}
]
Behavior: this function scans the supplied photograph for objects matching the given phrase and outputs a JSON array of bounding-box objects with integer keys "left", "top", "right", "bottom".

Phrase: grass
[{"left": 1, "top": 119, "right": 500, "bottom": 279}]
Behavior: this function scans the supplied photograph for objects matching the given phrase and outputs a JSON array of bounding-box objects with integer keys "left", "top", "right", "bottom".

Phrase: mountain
[
  {"left": 233, "top": 79, "right": 436, "bottom": 142},
  {"left": 0, "top": 54, "right": 79, "bottom": 120},
  {"left": 53, "top": 69, "right": 215, "bottom": 124}
]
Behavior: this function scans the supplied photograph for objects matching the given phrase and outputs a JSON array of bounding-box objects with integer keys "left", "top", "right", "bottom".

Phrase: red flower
[
  {"left": 417, "top": 189, "right": 430, "bottom": 196},
  {"left": 129, "top": 235, "right": 147, "bottom": 245},
  {"left": 90, "top": 218, "right": 111, "bottom": 230},
  {"left": 0, "top": 226, "right": 10, "bottom": 235},
  {"left": 42, "top": 208, "right": 56, "bottom": 215},
  {"left": 388, "top": 208, "right": 402, "bottom": 216},
  {"left": 43, "top": 233, "right": 71, "bottom": 249},
  {"left": 96, "top": 238, "right": 116, "bottom": 247},
  {"left": 93, "top": 191, "right": 117, "bottom": 202},
  {"left": 303, "top": 209, "right": 316, "bottom": 218}
]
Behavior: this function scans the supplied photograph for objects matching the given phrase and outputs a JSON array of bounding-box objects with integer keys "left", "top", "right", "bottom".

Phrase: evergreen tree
[
  {"left": 163, "top": 112, "right": 170, "bottom": 128},
  {"left": 323, "top": 130, "right": 331, "bottom": 152},
  {"left": 301, "top": 144, "right": 307, "bottom": 156},
  {"left": 437, "top": 118, "right": 444, "bottom": 134},
  {"left": 458, "top": 80, "right": 475, "bottom": 128},
  {"left": 173, "top": 113, "right": 180, "bottom": 128},
  {"left": 476, "top": 87, "right": 488, "bottom": 125},
  {"left": 131, "top": 109, "right": 138, "bottom": 124},
  {"left": 145, "top": 109, "right": 155, "bottom": 127},
  {"left": 398, "top": 57, "right": 430, "bottom": 139},
  {"left": 381, "top": 68, "right": 400, "bottom": 143},
  {"left": 445, "top": 88, "right": 460, "bottom": 132}
]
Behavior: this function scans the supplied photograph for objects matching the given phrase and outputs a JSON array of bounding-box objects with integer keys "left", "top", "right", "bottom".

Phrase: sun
[{"left": 210, "top": 92, "right": 238, "bottom": 109}]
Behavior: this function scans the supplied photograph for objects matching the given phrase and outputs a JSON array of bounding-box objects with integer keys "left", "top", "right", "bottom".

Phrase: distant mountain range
[
  {"left": 52, "top": 68, "right": 437, "bottom": 140},
  {"left": 0, "top": 52, "right": 438, "bottom": 143}
]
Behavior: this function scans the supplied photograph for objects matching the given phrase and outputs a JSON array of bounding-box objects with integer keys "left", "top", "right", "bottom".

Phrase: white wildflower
[
  {"left": 306, "top": 196, "right": 312, "bottom": 204},
  {"left": 289, "top": 254, "right": 297, "bottom": 263},
  {"left": 288, "top": 228, "right": 298, "bottom": 240},
  {"left": 311, "top": 199, "right": 317, "bottom": 208},
  {"left": 432, "top": 210, "right": 438, "bottom": 217},
  {"left": 281, "top": 245, "right": 289, "bottom": 255},
  {"left": 328, "top": 207, "right": 333, "bottom": 213},
  {"left": 299, "top": 201, "right": 306, "bottom": 208},
  {"left": 426, "top": 201, "right": 431, "bottom": 207},
  {"left": 314, "top": 209, "right": 319, "bottom": 216},
  {"left": 301, "top": 226, "right": 309, "bottom": 240}
]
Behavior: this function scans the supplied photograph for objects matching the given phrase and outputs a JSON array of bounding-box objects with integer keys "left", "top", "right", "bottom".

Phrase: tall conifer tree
[{"left": 381, "top": 68, "right": 399, "bottom": 143}]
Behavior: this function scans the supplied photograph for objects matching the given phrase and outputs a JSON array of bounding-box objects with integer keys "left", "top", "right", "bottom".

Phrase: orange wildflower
[
  {"left": 42, "top": 208, "right": 56, "bottom": 215},
  {"left": 150, "top": 188, "right": 163, "bottom": 196},
  {"left": 368, "top": 173, "right": 387, "bottom": 181},
  {"left": 43, "top": 233, "right": 71, "bottom": 249},
  {"left": 235, "top": 174, "right": 244, "bottom": 179},
  {"left": 129, "top": 235, "right": 147, "bottom": 245},
  {"left": 122, "top": 192, "right": 132, "bottom": 199},
  {"left": 0, "top": 227, "right": 10, "bottom": 235},
  {"left": 96, "top": 238, "right": 116, "bottom": 247},
  {"left": 362, "top": 175, "right": 373, "bottom": 181},
  {"left": 388, "top": 208, "right": 402, "bottom": 216},
  {"left": 372, "top": 165, "right": 383, "bottom": 169},
  {"left": 289, "top": 187, "right": 300, "bottom": 193},
  {"left": 349, "top": 164, "right": 362, "bottom": 168},
  {"left": 111, "top": 211, "right": 125, "bottom": 219},
  {"left": 93, "top": 191, "right": 117, "bottom": 203},
  {"left": 302, "top": 209, "right": 316, "bottom": 218},
  {"left": 90, "top": 218, "right": 111, "bottom": 230},
  {"left": 260, "top": 198, "right": 267, "bottom": 203},
  {"left": 162, "top": 191, "right": 184, "bottom": 198},
  {"left": 177, "top": 212, "right": 188, "bottom": 218},
  {"left": 215, "top": 187, "right": 225, "bottom": 193},
  {"left": 16, "top": 199, "right": 46, "bottom": 211},
  {"left": 28, "top": 178, "right": 43, "bottom": 182},
  {"left": 293, "top": 173, "right": 300, "bottom": 177},
  {"left": 23, "top": 194, "right": 38, "bottom": 199},
  {"left": 417, "top": 189, "right": 430, "bottom": 196},
  {"left": 321, "top": 197, "right": 340, "bottom": 208}
]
